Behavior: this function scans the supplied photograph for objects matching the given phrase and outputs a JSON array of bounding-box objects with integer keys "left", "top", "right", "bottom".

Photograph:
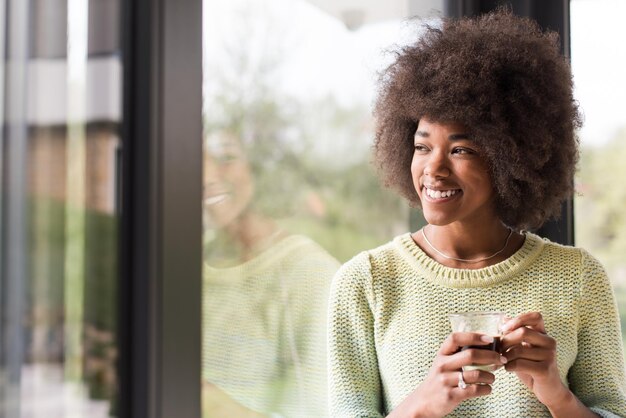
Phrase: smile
[
  {"left": 423, "top": 187, "right": 460, "bottom": 200},
  {"left": 204, "top": 194, "right": 229, "bottom": 206}
]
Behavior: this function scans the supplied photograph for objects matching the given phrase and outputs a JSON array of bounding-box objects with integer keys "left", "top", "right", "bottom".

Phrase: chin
[{"left": 422, "top": 212, "right": 453, "bottom": 227}]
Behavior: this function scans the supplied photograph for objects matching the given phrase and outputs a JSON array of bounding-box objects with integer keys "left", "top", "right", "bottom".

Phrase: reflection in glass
[
  {"left": 202, "top": 129, "right": 339, "bottom": 416},
  {"left": 0, "top": 0, "right": 120, "bottom": 416},
  {"left": 202, "top": 0, "right": 438, "bottom": 416}
]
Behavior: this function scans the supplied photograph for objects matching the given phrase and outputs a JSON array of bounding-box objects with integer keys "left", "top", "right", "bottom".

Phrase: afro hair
[{"left": 373, "top": 9, "right": 581, "bottom": 230}]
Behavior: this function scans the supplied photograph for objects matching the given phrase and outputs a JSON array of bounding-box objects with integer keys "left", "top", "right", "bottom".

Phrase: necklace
[{"left": 421, "top": 225, "right": 513, "bottom": 264}]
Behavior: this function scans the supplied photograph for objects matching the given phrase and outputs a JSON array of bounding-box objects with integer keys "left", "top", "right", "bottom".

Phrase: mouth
[
  {"left": 422, "top": 186, "right": 461, "bottom": 201},
  {"left": 204, "top": 193, "right": 229, "bottom": 206}
]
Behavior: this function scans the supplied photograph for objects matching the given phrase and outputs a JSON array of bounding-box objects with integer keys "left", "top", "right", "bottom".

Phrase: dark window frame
[{"left": 119, "top": 0, "right": 203, "bottom": 416}]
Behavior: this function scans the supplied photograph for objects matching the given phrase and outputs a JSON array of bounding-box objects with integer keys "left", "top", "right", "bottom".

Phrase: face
[
  {"left": 203, "top": 131, "right": 254, "bottom": 229},
  {"left": 411, "top": 118, "right": 497, "bottom": 227}
]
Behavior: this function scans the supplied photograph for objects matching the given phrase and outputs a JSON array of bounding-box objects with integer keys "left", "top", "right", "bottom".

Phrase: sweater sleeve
[
  {"left": 328, "top": 252, "right": 383, "bottom": 418},
  {"left": 273, "top": 251, "right": 339, "bottom": 417},
  {"left": 568, "top": 250, "right": 626, "bottom": 417}
]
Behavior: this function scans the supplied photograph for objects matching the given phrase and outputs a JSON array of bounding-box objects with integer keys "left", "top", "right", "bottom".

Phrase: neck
[
  {"left": 206, "top": 211, "right": 282, "bottom": 265},
  {"left": 417, "top": 221, "right": 518, "bottom": 268}
]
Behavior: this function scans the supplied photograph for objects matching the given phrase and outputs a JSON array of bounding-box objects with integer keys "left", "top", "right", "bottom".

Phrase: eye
[
  {"left": 414, "top": 144, "right": 429, "bottom": 152},
  {"left": 452, "top": 147, "right": 476, "bottom": 155},
  {"left": 214, "top": 153, "right": 241, "bottom": 164}
]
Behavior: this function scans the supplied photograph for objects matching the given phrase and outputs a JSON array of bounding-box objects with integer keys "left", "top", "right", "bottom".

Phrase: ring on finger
[{"left": 458, "top": 371, "right": 468, "bottom": 389}]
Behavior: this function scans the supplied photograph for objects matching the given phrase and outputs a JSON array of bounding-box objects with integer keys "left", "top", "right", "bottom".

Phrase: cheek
[
  {"left": 470, "top": 173, "right": 496, "bottom": 201},
  {"left": 410, "top": 158, "right": 424, "bottom": 203},
  {"left": 227, "top": 162, "right": 251, "bottom": 185},
  {"left": 410, "top": 155, "right": 420, "bottom": 182},
  {"left": 228, "top": 164, "right": 254, "bottom": 203}
]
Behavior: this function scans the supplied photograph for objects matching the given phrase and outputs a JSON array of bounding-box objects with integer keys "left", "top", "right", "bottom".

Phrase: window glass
[
  {"left": 571, "top": 0, "right": 626, "bottom": 354},
  {"left": 202, "top": 0, "right": 439, "bottom": 415},
  {"left": 0, "top": 0, "right": 121, "bottom": 416}
]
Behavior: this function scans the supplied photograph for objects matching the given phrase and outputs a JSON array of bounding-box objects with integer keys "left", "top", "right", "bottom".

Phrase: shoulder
[
  {"left": 529, "top": 233, "right": 608, "bottom": 283},
  {"left": 282, "top": 234, "right": 340, "bottom": 262},
  {"left": 270, "top": 234, "right": 340, "bottom": 270},
  {"left": 331, "top": 234, "right": 410, "bottom": 294},
  {"left": 334, "top": 234, "right": 408, "bottom": 277},
  {"left": 530, "top": 233, "right": 599, "bottom": 266}
]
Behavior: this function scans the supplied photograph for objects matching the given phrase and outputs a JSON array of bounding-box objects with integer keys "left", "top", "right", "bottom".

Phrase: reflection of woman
[
  {"left": 328, "top": 10, "right": 626, "bottom": 418},
  {"left": 202, "top": 131, "right": 339, "bottom": 417}
]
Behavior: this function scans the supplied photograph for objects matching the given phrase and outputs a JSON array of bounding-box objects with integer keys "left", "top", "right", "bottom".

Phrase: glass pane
[
  {"left": 0, "top": 0, "right": 121, "bottom": 416},
  {"left": 571, "top": 0, "right": 626, "bottom": 355},
  {"left": 201, "top": 0, "right": 440, "bottom": 416}
]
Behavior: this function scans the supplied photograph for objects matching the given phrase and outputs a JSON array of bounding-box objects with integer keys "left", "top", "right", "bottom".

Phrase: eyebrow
[{"left": 415, "top": 131, "right": 471, "bottom": 141}]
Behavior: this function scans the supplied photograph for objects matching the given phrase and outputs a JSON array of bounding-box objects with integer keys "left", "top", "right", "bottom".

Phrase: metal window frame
[
  {"left": 119, "top": 0, "right": 203, "bottom": 416},
  {"left": 444, "top": 0, "right": 574, "bottom": 246}
]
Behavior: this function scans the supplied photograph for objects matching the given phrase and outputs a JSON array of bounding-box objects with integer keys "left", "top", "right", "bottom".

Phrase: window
[
  {"left": 571, "top": 0, "right": 626, "bottom": 354},
  {"left": 0, "top": 0, "right": 121, "bottom": 415},
  {"left": 201, "top": 0, "right": 440, "bottom": 415}
]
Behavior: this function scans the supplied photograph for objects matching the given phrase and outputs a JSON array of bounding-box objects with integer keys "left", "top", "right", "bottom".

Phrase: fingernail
[
  {"left": 480, "top": 335, "right": 494, "bottom": 343},
  {"left": 500, "top": 355, "right": 508, "bottom": 364}
]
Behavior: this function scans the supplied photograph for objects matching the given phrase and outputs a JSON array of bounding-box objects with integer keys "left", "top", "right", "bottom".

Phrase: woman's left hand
[{"left": 501, "top": 312, "right": 571, "bottom": 409}]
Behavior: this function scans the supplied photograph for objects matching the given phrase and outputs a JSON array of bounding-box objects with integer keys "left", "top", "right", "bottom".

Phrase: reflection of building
[
  {"left": 28, "top": 0, "right": 121, "bottom": 213},
  {"left": 28, "top": 120, "right": 120, "bottom": 213},
  {"left": 13, "top": 0, "right": 121, "bottom": 412}
]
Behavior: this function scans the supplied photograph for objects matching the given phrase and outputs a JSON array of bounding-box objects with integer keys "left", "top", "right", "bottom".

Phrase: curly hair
[{"left": 373, "top": 9, "right": 581, "bottom": 230}]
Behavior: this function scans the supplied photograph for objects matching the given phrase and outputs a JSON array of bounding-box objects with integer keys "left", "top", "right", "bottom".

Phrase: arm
[
  {"left": 329, "top": 254, "right": 503, "bottom": 418},
  {"left": 567, "top": 250, "right": 626, "bottom": 417},
  {"left": 328, "top": 252, "right": 384, "bottom": 417},
  {"left": 273, "top": 250, "right": 339, "bottom": 417},
  {"left": 329, "top": 253, "right": 505, "bottom": 418},
  {"left": 500, "top": 311, "right": 599, "bottom": 418},
  {"left": 500, "top": 250, "right": 626, "bottom": 417}
]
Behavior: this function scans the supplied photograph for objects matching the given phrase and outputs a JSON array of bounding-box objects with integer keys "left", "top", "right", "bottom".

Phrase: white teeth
[
  {"left": 204, "top": 194, "right": 228, "bottom": 206},
  {"left": 425, "top": 188, "right": 458, "bottom": 199}
]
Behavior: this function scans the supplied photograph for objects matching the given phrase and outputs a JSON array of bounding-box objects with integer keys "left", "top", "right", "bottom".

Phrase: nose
[
  {"left": 424, "top": 150, "right": 450, "bottom": 178},
  {"left": 203, "top": 153, "right": 220, "bottom": 187}
]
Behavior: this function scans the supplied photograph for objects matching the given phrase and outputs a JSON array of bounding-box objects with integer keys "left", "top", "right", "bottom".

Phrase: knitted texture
[
  {"left": 328, "top": 232, "right": 626, "bottom": 417},
  {"left": 203, "top": 234, "right": 339, "bottom": 417}
]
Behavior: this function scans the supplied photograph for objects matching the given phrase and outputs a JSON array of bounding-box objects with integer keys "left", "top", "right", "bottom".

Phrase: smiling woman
[
  {"left": 411, "top": 119, "right": 497, "bottom": 237},
  {"left": 328, "top": 9, "right": 626, "bottom": 418}
]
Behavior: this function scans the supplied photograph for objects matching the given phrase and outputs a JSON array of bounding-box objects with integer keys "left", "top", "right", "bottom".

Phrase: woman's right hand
[{"left": 389, "top": 332, "right": 508, "bottom": 418}]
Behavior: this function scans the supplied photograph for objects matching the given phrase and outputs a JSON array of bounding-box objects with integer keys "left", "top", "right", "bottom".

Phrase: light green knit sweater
[
  {"left": 203, "top": 234, "right": 339, "bottom": 417},
  {"left": 328, "top": 232, "right": 626, "bottom": 417}
]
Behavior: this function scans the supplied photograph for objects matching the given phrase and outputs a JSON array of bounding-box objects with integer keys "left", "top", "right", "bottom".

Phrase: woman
[
  {"left": 328, "top": 9, "right": 626, "bottom": 418},
  {"left": 202, "top": 129, "right": 339, "bottom": 417}
]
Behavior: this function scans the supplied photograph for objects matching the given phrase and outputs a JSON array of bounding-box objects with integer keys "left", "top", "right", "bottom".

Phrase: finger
[
  {"left": 439, "top": 332, "right": 497, "bottom": 355},
  {"left": 452, "top": 369, "right": 496, "bottom": 386},
  {"left": 505, "top": 358, "right": 552, "bottom": 377},
  {"left": 502, "top": 346, "right": 554, "bottom": 363},
  {"left": 446, "top": 348, "right": 507, "bottom": 371},
  {"left": 501, "top": 312, "right": 545, "bottom": 334},
  {"left": 452, "top": 381, "right": 492, "bottom": 400},
  {"left": 501, "top": 327, "right": 555, "bottom": 350}
]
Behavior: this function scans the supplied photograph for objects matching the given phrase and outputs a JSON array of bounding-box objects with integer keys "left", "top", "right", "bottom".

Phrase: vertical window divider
[{"left": 120, "top": 0, "right": 203, "bottom": 416}]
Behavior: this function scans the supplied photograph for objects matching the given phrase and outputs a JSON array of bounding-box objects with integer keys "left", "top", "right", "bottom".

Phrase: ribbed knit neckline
[{"left": 395, "top": 231, "right": 545, "bottom": 288}]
